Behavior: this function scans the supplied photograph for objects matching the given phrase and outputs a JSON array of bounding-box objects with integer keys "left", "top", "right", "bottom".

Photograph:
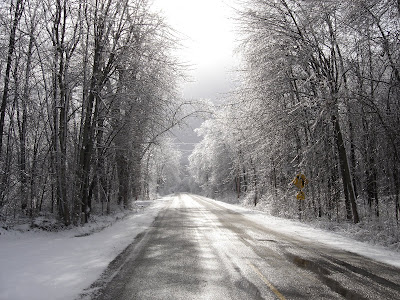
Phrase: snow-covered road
[
  {"left": 92, "top": 194, "right": 400, "bottom": 299},
  {"left": 1, "top": 194, "right": 400, "bottom": 299}
]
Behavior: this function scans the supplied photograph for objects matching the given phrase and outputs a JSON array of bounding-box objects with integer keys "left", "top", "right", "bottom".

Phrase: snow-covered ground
[
  {"left": 199, "top": 195, "right": 400, "bottom": 269},
  {"left": 0, "top": 198, "right": 169, "bottom": 300},
  {"left": 1, "top": 194, "right": 400, "bottom": 300}
]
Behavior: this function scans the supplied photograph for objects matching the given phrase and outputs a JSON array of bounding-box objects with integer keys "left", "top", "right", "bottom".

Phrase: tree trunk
[
  {"left": 74, "top": 32, "right": 102, "bottom": 224},
  {"left": 18, "top": 21, "right": 35, "bottom": 212},
  {"left": 393, "top": 162, "right": 399, "bottom": 223},
  {"left": 75, "top": 0, "right": 114, "bottom": 224},
  {"left": 0, "top": 0, "right": 23, "bottom": 160},
  {"left": 75, "top": 88, "right": 97, "bottom": 224},
  {"left": 0, "top": 0, "right": 23, "bottom": 207},
  {"left": 53, "top": 0, "right": 71, "bottom": 226},
  {"left": 116, "top": 149, "right": 130, "bottom": 208},
  {"left": 96, "top": 108, "right": 107, "bottom": 211},
  {"left": 332, "top": 113, "right": 360, "bottom": 223},
  {"left": 130, "top": 144, "right": 142, "bottom": 203}
]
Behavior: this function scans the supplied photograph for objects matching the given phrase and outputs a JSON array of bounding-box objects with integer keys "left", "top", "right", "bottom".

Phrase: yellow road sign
[
  {"left": 296, "top": 190, "right": 305, "bottom": 200},
  {"left": 293, "top": 173, "right": 308, "bottom": 190}
]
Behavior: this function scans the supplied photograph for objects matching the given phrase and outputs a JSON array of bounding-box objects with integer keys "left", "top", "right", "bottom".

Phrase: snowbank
[
  {"left": 0, "top": 198, "right": 168, "bottom": 300},
  {"left": 201, "top": 196, "right": 400, "bottom": 268}
]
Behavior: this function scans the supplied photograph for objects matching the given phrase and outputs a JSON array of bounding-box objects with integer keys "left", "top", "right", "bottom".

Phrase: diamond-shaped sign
[
  {"left": 296, "top": 190, "right": 305, "bottom": 200},
  {"left": 293, "top": 173, "right": 308, "bottom": 190}
]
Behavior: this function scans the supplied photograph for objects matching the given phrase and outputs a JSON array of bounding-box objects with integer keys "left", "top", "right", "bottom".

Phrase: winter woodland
[
  {"left": 0, "top": 0, "right": 187, "bottom": 227},
  {"left": 189, "top": 0, "right": 400, "bottom": 245},
  {"left": 1, "top": 0, "right": 400, "bottom": 248}
]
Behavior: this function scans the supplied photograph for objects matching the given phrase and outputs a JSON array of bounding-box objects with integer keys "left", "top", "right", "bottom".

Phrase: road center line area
[
  {"left": 85, "top": 194, "right": 400, "bottom": 300},
  {"left": 248, "top": 262, "right": 286, "bottom": 300}
]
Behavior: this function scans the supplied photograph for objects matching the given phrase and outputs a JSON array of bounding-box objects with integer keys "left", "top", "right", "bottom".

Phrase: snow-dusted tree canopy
[
  {"left": 1, "top": 0, "right": 400, "bottom": 240},
  {"left": 190, "top": 0, "right": 400, "bottom": 229},
  {"left": 0, "top": 0, "right": 185, "bottom": 226}
]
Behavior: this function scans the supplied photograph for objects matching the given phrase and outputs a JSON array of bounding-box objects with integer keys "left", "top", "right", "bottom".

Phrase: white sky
[
  {"left": 152, "top": 0, "right": 239, "bottom": 99},
  {"left": 151, "top": 0, "right": 241, "bottom": 163}
]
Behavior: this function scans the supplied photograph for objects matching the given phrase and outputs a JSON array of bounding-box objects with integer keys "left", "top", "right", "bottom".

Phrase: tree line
[
  {"left": 189, "top": 0, "right": 400, "bottom": 230},
  {"left": 0, "top": 0, "right": 185, "bottom": 226}
]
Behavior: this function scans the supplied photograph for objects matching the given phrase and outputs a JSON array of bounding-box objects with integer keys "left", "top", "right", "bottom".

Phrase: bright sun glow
[{"left": 153, "top": 0, "right": 238, "bottom": 98}]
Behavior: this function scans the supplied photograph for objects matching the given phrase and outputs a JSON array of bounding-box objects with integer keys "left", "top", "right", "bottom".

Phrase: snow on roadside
[
  {"left": 0, "top": 198, "right": 169, "bottom": 300},
  {"left": 199, "top": 195, "right": 400, "bottom": 269}
]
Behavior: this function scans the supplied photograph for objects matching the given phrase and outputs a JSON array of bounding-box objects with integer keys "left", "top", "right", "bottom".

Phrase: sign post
[{"left": 292, "top": 173, "right": 308, "bottom": 220}]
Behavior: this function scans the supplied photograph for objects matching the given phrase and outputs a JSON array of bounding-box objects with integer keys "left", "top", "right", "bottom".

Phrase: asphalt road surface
[{"left": 91, "top": 194, "right": 400, "bottom": 299}]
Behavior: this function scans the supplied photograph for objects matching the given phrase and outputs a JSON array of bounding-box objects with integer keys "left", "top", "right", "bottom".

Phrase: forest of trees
[
  {"left": 189, "top": 0, "right": 400, "bottom": 234},
  {"left": 2, "top": 0, "right": 400, "bottom": 237},
  {"left": 0, "top": 0, "right": 187, "bottom": 226}
]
